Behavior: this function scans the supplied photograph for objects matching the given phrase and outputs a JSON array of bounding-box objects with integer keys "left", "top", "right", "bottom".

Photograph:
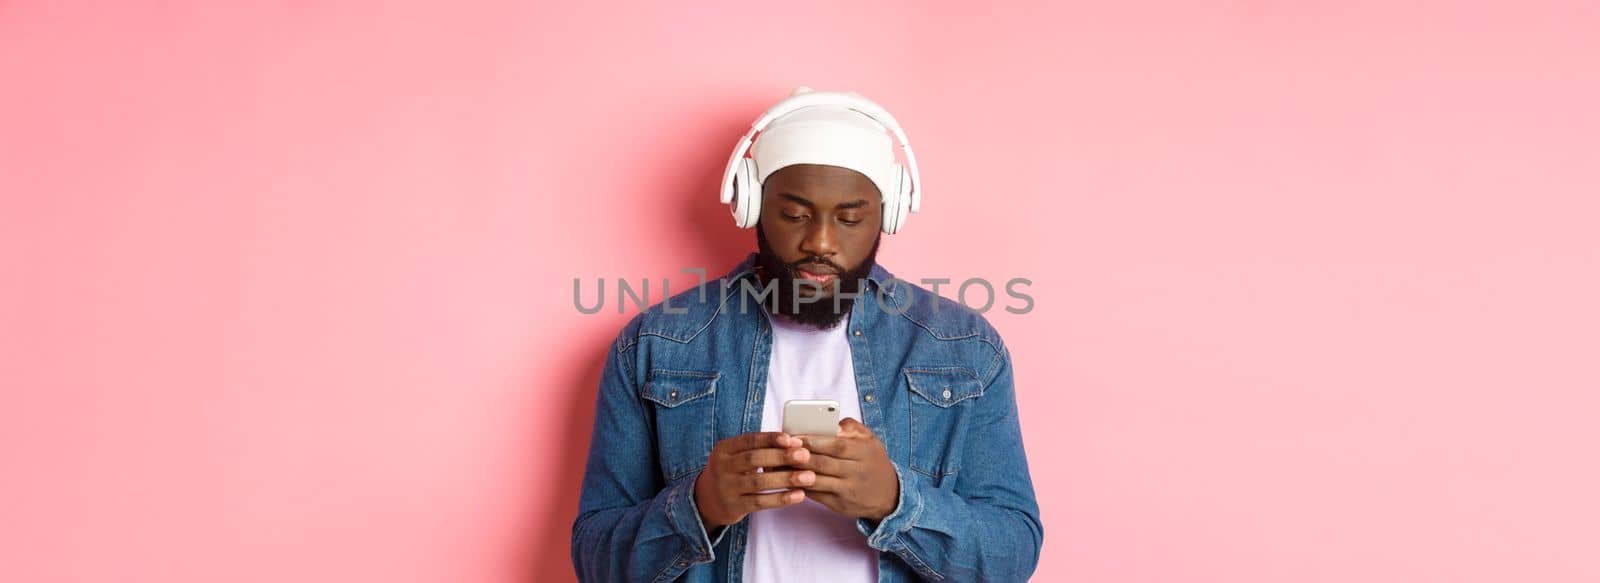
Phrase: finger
[
  {"left": 723, "top": 447, "right": 800, "bottom": 473},
  {"left": 754, "top": 446, "right": 813, "bottom": 470},
  {"left": 802, "top": 474, "right": 849, "bottom": 494},
  {"left": 723, "top": 432, "right": 794, "bottom": 453},
  {"left": 799, "top": 435, "right": 857, "bottom": 460},
  {"left": 740, "top": 489, "right": 806, "bottom": 511},
  {"left": 734, "top": 470, "right": 817, "bottom": 494},
  {"left": 790, "top": 451, "right": 848, "bottom": 476},
  {"left": 838, "top": 417, "right": 874, "bottom": 438}
]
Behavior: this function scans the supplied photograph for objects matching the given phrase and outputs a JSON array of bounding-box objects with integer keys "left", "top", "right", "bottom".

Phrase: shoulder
[
  {"left": 886, "top": 277, "right": 1008, "bottom": 359},
  {"left": 612, "top": 275, "right": 734, "bottom": 351}
]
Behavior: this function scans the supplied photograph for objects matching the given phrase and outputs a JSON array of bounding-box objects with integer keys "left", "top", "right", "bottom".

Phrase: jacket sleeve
[
  {"left": 859, "top": 345, "right": 1044, "bottom": 582},
  {"left": 570, "top": 331, "right": 726, "bottom": 582}
]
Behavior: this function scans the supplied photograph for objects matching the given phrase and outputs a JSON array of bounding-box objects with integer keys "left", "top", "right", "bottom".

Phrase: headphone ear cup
[
  {"left": 733, "top": 159, "right": 762, "bottom": 228},
  {"left": 881, "top": 165, "right": 911, "bottom": 234},
  {"left": 898, "top": 165, "right": 915, "bottom": 222}
]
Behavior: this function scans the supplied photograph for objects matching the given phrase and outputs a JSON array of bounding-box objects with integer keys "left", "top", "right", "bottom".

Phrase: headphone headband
[{"left": 719, "top": 91, "right": 922, "bottom": 216}]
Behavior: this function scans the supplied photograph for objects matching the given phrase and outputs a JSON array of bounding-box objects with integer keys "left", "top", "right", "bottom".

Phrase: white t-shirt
[{"left": 742, "top": 313, "right": 878, "bottom": 583}]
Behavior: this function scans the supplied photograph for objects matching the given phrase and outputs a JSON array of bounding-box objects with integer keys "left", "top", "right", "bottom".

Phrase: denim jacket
[{"left": 572, "top": 254, "right": 1043, "bottom": 582}]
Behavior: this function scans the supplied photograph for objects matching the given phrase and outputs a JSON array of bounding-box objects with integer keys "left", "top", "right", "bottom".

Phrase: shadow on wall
[{"left": 516, "top": 99, "right": 759, "bottom": 581}]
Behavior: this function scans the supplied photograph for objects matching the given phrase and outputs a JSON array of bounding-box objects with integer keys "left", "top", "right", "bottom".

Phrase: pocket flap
[
  {"left": 642, "top": 369, "right": 719, "bottom": 408},
  {"left": 904, "top": 366, "right": 983, "bottom": 407}
]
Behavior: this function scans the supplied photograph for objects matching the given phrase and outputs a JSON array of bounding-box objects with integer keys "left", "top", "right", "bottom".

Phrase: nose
[{"left": 798, "top": 220, "right": 838, "bottom": 260}]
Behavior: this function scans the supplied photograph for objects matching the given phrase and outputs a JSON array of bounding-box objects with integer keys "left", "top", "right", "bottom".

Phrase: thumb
[{"left": 838, "top": 417, "right": 873, "bottom": 437}]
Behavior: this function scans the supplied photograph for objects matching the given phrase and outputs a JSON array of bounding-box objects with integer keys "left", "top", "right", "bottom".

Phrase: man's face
[{"left": 754, "top": 164, "right": 883, "bottom": 327}]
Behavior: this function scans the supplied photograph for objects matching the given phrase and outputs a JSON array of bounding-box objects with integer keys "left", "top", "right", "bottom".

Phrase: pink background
[{"left": 4, "top": 1, "right": 1599, "bottom": 581}]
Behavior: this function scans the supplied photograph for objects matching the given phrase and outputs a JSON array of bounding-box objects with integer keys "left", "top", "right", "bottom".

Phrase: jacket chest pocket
[
  {"left": 904, "top": 366, "right": 984, "bottom": 479},
  {"left": 641, "top": 369, "right": 719, "bottom": 481}
]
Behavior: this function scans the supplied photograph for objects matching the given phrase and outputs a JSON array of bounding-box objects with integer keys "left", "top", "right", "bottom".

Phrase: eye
[
  {"left": 781, "top": 212, "right": 807, "bottom": 222},
  {"left": 839, "top": 218, "right": 862, "bottom": 226}
]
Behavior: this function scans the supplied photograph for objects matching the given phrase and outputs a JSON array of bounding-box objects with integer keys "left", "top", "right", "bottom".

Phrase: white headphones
[{"left": 719, "top": 90, "right": 923, "bottom": 234}]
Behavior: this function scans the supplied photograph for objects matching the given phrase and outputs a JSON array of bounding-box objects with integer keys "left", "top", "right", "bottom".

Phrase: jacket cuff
[
  {"left": 665, "top": 470, "right": 724, "bottom": 564},
  {"left": 857, "top": 461, "right": 922, "bottom": 549}
]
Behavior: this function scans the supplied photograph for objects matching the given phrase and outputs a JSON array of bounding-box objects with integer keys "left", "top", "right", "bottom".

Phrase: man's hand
[
  {"left": 793, "top": 418, "right": 900, "bottom": 521},
  {"left": 694, "top": 431, "right": 816, "bottom": 529}
]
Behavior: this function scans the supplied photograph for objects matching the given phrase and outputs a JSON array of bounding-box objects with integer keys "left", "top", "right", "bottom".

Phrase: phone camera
[{"left": 826, "top": 407, "right": 836, "bottom": 412}]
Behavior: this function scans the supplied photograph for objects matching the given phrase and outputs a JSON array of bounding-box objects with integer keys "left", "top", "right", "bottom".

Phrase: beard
[{"left": 754, "top": 224, "right": 881, "bottom": 329}]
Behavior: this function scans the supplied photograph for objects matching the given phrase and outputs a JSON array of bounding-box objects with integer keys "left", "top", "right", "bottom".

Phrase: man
[{"left": 572, "top": 88, "right": 1042, "bottom": 582}]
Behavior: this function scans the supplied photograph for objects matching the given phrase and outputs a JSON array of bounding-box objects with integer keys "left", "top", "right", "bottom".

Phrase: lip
[
  {"left": 795, "top": 264, "right": 838, "bottom": 277},
  {"left": 795, "top": 266, "right": 837, "bottom": 284}
]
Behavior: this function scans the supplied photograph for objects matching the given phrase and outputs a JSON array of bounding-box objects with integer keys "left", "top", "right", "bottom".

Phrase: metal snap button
[
  {"left": 864, "top": 393, "right": 875, "bottom": 403},
  {"left": 853, "top": 329, "right": 863, "bottom": 337},
  {"left": 669, "top": 390, "right": 678, "bottom": 400},
  {"left": 942, "top": 388, "right": 952, "bottom": 400}
]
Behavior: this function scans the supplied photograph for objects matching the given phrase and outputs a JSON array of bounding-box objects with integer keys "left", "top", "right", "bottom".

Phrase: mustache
[{"left": 785, "top": 256, "right": 843, "bottom": 274}]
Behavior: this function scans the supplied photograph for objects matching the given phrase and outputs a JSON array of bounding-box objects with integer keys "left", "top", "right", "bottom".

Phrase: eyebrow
[{"left": 779, "top": 192, "right": 871, "bottom": 210}]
